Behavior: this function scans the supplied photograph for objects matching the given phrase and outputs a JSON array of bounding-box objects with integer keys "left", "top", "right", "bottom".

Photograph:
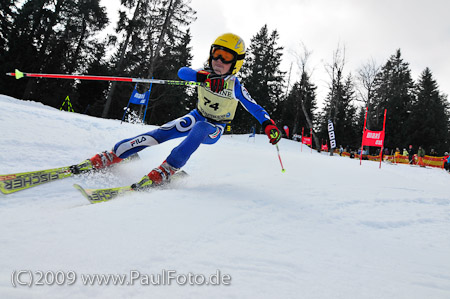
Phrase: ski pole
[
  {"left": 6, "top": 69, "right": 206, "bottom": 87},
  {"left": 275, "top": 144, "right": 286, "bottom": 173}
]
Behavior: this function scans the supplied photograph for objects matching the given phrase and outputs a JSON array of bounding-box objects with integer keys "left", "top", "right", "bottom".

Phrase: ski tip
[
  {"left": 73, "top": 183, "right": 97, "bottom": 204},
  {"left": 73, "top": 183, "right": 90, "bottom": 200},
  {"left": 14, "top": 69, "right": 24, "bottom": 79},
  {"left": 73, "top": 183, "right": 85, "bottom": 193}
]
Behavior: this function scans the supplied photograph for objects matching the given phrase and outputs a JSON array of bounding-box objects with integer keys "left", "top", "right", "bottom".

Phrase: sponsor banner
[
  {"left": 327, "top": 120, "right": 336, "bottom": 149},
  {"left": 362, "top": 130, "right": 384, "bottom": 147},
  {"left": 302, "top": 136, "right": 312, "bottom": 145}
]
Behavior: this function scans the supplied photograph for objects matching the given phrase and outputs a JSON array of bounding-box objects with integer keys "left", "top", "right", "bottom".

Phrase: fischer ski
[
  {"left": 0, "top": 167, "right": 73, "bottom": 194},
  {"left": 73, "top": 184, "right": 133, "bottom": 204},
  {"left": 73, "top": 171, "right": 189, "bottom": 204},
  {"left": 0, "top": 153, "right": 140, "bottom": 195}
]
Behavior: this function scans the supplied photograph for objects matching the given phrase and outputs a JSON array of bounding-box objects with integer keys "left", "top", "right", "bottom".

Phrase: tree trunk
[
  {"left": 300, "top": 97, "right": 320, "bottom": 152},
  {"left": 22, "top": 0, "right": 64, "bottom": 100},
  {"left": 146, "top": 0, "right": 179, "bottom": 79},
  {"left": 102, "top": 0, "right": 143, "bottom": 118}
]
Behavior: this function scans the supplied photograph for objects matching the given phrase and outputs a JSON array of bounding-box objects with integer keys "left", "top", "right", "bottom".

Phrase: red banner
[
  {"left": 321, "top": 144, "right": 328, "bottom": 151},
  {"left": 302, "top": 136, "right": 312, "bottom": 145},
  {"left": 360, "top": 108, "right": 387, "bottom": 168},
  {"left": 362, "top": 130, "right": 385, "bottom": 147},
  {"left": 283, "top": 125, "right": 289, "bottom": 138}
]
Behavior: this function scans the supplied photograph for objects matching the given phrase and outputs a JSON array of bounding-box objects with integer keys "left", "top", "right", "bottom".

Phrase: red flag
[
  {"left": 360, "top": 108, "right": 387, "bottom": 168},
  {"left": 302, "top": 136, "right": 312, "bottom": 145},
  {"left": 362, "top": 130, "right": 385, "bottom": 147},
  {"left": 283, "top": 125, "right": 289, "bottom": 138}
]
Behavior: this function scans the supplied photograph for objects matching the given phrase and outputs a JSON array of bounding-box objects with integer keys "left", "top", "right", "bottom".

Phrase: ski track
[{"left": 1, "top": 95, "right": 450, "bottom": 299}]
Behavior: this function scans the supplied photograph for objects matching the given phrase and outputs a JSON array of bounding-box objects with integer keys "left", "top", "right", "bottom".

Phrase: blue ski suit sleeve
[
  {"left": 178, "top": 67, "right": 198, "bottom": 82},
  {"left": 178, "top": 67, "right": 271, "bottom": 125}
]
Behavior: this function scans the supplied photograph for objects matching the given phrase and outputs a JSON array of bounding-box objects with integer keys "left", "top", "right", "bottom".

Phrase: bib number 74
[{"left": 204, "top": 97, "right": 219, "bottom": 111}]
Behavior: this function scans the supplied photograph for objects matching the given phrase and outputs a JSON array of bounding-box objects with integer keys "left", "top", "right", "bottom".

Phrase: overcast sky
[{"left": 103, "top": 0, "right": 450, "bottom": 105}]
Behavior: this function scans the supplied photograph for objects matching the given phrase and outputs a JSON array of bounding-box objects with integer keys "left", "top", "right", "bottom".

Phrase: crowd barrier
[{"left": 337, "top": 151, "right": 445, "bottom": 168}]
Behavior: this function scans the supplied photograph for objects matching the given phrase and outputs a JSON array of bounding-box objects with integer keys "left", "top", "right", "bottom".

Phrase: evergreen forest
[{"left": 1, "top": 0, "right": 449, "bottom": 154}]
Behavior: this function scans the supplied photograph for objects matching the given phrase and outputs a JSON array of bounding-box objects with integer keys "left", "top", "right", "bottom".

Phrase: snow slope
[{"left": 0, "top": 95, "right": 449, "bottom": 299}]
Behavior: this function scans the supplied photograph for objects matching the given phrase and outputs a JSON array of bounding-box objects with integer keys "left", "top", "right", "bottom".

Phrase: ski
[
  {"left": 0, "top": 167, "right": 73, "bottom": 194},
  {"left": 1, "top": 165, "right": 89, "bottom": 195},
  {"left": 73, "top": 171, "right": 189, "bottom": 204},
  {"left": 0, "top": 154, "right": 140, "bottom": 195},
  {"left": 73, "top": 184, "right": 133, "bottom": 204}
]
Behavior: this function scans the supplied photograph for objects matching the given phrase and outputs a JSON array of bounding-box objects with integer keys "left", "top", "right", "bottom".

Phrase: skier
[
  {"left": 417, "top": 146, "right": 426, "bottom": 167},
  {"left": 71, "top": 33, "right": 282, "bottom": 189}
]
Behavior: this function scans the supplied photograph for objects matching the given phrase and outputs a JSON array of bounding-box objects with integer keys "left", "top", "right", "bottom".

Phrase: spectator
[
  {"left": 417, "top": 146, "right": 426, "bottom": 167},
  {"left": 383, "top": 148, "right": 389, "bottom": 161},
  {"left": 430, "top": 148, "right": 438, "bottom": 156},
  {"left": 443, "top": 152, "right": 450, "bottom": 172},
  {"left": 394, "top": 147, "right": 400, "bottom": 163},
  {"left": 408, "top": 145, "right": 415, "bottom": 164},
  {"left": 402, "top": 148, "right": 408, "bottom": 156}
]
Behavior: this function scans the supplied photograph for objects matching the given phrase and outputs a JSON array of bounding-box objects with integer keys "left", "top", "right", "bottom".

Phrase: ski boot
[
  {"left": 131, "top": 161, "right": 179, "bottom": 191},
  {"left": 70, "top": 151, "right": 123, "bottom": 174}
]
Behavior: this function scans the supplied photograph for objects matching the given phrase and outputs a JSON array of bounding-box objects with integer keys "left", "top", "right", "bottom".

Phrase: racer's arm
[
  {"left": 234, "top": 79, "right": 281, "bottom": 144},
  {"left": 178, "top": 67, "right": 198, "bottom": 81},
  {"left": 178, "top": 67, "right": 225, "bottom": 93}
]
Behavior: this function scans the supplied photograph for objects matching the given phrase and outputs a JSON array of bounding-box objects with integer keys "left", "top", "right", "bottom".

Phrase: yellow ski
[
  {"left": 73, "top": 184, "right": 133, "bottom": 204},
  {"left": 73, "top": 170, "right": 188, "bottom": 204},
  {"left": 0, "top": 167, "right": 72, "bottom": 194}
]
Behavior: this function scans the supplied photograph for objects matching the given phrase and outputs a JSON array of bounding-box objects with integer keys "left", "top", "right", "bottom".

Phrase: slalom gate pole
[
  {"left": 6, "top": 69, "right": 206, "bottom": 87},
  {"left": 275, "top": 144, "right": 286, "bottom": 173}
]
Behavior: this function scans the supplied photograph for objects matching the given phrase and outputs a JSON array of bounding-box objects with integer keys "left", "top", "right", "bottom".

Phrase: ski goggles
[{"left": 210, "top": 46, "right": 236, "bottom": 64}]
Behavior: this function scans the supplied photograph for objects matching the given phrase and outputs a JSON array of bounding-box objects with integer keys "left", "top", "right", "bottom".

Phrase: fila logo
[{"left": 130, "top": 136, "right": 146, "bottom": 147}]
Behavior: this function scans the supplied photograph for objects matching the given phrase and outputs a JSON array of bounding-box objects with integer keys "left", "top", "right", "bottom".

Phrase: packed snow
[{"left": 0, "top": 94, "right": 449, "bottom": 299}]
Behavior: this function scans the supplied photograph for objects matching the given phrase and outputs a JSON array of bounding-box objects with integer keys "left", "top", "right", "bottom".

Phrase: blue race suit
[{"left": 112, "top": 67, "right": 271, "bottom": 169}]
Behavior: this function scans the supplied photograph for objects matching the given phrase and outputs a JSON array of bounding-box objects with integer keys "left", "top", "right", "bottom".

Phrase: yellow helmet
[{"left": 209, "top": 33, "right": 246, "bottom": 75}]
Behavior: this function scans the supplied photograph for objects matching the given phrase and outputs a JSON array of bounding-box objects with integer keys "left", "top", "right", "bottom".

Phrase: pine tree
[
  {"left": 282, "top": 76, "right": 317, "bottom": 138},
  {"left": 408, "top": 67, "right": 449, "bottom": 153},
  {"left": 320, "top": 46, "right": 359, "bottom": 151},
  {"left": 320, "top": 74, "right": 359, "bottom": 149},
  {"left": 371, "top": 49, "right": 415, "bottom": 149},
  {"left": 102, "top": 0, "right": 196, "bottom": 119},
  {"left": 234, "top": 25, "right": 285, "bottom": 133},
  {"left": 1, "top": 0, "right": 52, "bottom": 99},
  {"left": 146, "top": 30, "right": 195, "bottom": 125},
  {"left": 75, "top": 42, "right": 111, "bottom": 116},
  {"left": 38, "top": 0, "right": 109, "bottom": 107},
  {"left": 0, "top": 0, "right": 18, "bottom": 93},
  {"left": 2, "top": 0, "right": 109, "bottom": 108},
  {"left": 0, "top": 0, "right": 17, "bottom": 55}
]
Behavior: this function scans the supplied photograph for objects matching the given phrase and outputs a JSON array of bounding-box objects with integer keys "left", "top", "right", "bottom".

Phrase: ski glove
[
  {"left": 262, "top": 119, "right": 281, "bottom": 145},
  {"left": 196, "top": 70, "right": 225, "bottom": 93}
]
